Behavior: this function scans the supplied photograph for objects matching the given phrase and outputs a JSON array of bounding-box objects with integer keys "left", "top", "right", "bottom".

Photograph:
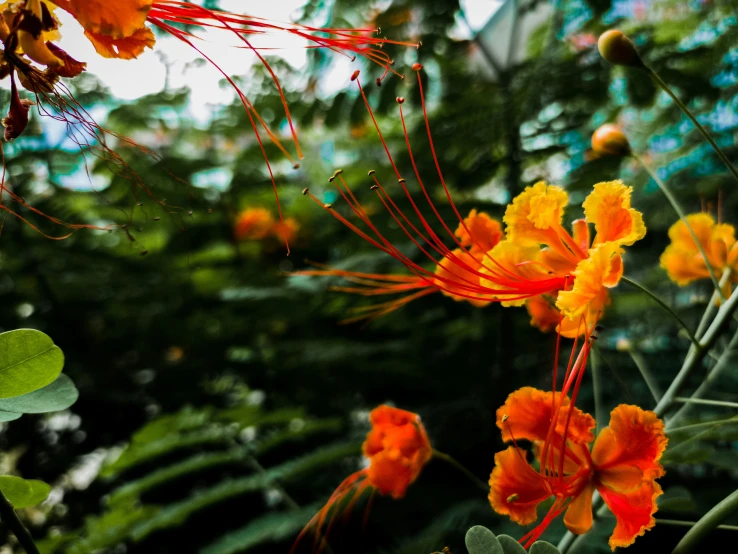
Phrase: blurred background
[{"left": 1, "top": 0, "right": 738, "bottom": 552}]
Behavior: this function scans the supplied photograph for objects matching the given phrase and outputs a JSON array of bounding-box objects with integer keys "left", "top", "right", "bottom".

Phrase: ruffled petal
[
  {"left": 591, "top": 404, "right": 667, "bottom": 481},
  {"left": 556, "top": 243, "right": 623, "bottom": 322},
  {"left": 504, "top": 182, "right": 568, "bottom": 247},
  {"left": 526, "top": 294, "right": 561, "bottom": 333},
  {"left": 366, "top": 451, "right": 414, "bottom": 499},
  {"left": 598, "top": 480, "right": 662, "bottom": 550},
  {"left": 488, "top": 446, "right": 550, "bottom": 525},
  {"left": 563, "top": 483, "right": 594, "bottom": 535},
  {"left": 66, "top": 0, "right": 153, "bottom": 39},
  {"left": 557, "top": 289, "right": 610, "bottom": 339},
  {"left": 455, "top": 209, "right": 503, "bottom": 256},
  {"left": 583, "top": 181, "right": 646, "bottom": 247},
  {"left": 84, "top": 26, "right": 155, "bottom": 59},
  {"left": 496, "top": 387, "right": 595, "bottom": 445}
]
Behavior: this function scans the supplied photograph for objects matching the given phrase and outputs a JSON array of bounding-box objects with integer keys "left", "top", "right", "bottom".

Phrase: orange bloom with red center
[
  {"left": 660, "top": 213, "right": 738, "bottom": 298},
  {"left": 292, "top": 405, "right": 431, "bottom": 552},
  {"left": 489, "top": 387, "right": 667, "bottom": 550}
]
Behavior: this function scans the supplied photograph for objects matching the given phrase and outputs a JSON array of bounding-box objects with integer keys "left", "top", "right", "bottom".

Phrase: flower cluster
[{"left": 233, "top": 207, "right": 299, "bottom": 245}]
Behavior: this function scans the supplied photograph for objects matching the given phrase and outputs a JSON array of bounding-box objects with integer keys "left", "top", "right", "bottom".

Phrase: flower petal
[
  {"left": 489, "top": 446, "right": 550, "bottom": 525},
  {"left": 455, "top": 209, "right": 503, "bottom": 256},
  {"left": 526, "top": 295, "right": 561, "bottom": 334},
  {"left": 504, "top": 182, "right": 568, "bottom": 246},
  {"left": 84, "top": 26, "right": 156, "bottom": 59},
  {"left": 563, "top": 483, "right": 594, "bottom": 535},
  {"left": 67, "top": 0, "right": 153, "bottom": 39},
  {"left": 496, "top": 387, "right": 595, "bottom": 445},
  {"left": 598, "top": 480, "right": 662, "bottom": 550},
  {"left": 556, "top": 243, "right": 623, "bottom": 322},
  {"left": 591, "top": 404, "right": 667, "bottom": 481},
  {"left": 583, "top": 181, "right": 646, "bottom": 247}
]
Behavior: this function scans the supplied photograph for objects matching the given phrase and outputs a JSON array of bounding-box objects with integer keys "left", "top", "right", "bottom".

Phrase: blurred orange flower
[
  {"left": 489, "top": 387, "right": 667, "bottom": 550},
  {"left": 660, "top": 213, "right": 738, "bottom": 298},
  {"left": 233, "top": 207, "right": 299, "bottom": 244},
  {"left": 293, "top": 405, "right": 431, "bottom": 552}
]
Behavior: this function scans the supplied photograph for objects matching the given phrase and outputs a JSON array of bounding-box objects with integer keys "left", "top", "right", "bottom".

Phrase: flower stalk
[
  {"left": 0, "top": 490, "right": 41, "bottom": 554},
  {"left": 672, "top": 488, "right": 738, "bottom": 554}
]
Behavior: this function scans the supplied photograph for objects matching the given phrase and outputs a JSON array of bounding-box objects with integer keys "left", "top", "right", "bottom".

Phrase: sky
[{"left": 47, "top": 1, "right": 502, "bottom": 122}]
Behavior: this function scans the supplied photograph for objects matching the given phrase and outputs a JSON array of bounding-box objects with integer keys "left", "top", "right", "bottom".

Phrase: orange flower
[
  {"left": 293, "top": 405, "right": 431, "bottom": 552},
  {"left": 489, "top": 387, "right": 667, "bottom": 550},
  {"left": 233, "top": 208, "right": 274, "bottom": 241},
  {"left": 660, "top": 213, "right": 738, "bottom": 297}
]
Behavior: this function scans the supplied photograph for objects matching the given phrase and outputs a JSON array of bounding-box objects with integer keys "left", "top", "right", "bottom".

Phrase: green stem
[
  {"left": 246, "top": 456, "right": 301, "bottom": 511},
  {"left": 432, "top": 449, "right": 488, "bottom": 495},
  {"left": 0, "top": 490, "right": 41, "bottom": 554},
  {"left": 655, "top": 282, "right": 738, "bottom": 418},
  {"left": 558, "top": 497, "right": 607, "bottom": 553},
  {"left": 674, "top": 397, "right": 738, "bottom": 409},
  {"left": 657, "top": 519, "right": 738, "bottom": 532},
  {"left": 621, "top": 276, "right": 700, "bottom": 347},
  {"left": 645, "top": 67, "right": 738, "bottom": 186},
  {"left": 672, "top": 488, "right": 738, "bottom": 553},
  {"left": 631, "top": 154, "right": 725, "bottom": 300},
  {"left": 666, "top": 415, "right": 738, "bottom": 435},
  {"left": 628, "top": 349, "right": 663, "bottom": 402},
  {"left": 669, "top": 327, "right": 738, "bottom": 427},
  {"left": 591, "top": 349, "right": 605, "bottom": 435}
]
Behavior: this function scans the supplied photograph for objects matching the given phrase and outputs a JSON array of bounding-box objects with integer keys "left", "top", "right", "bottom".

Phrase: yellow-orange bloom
[
  {"left": 660, "top": 213, "right": 738, "bottom": 296},
  {"left": 489, "top": 387, "right": 667, "bottom": 550},
  {"left": 233, "top": 207, "right": 299, "bottom": 244}
]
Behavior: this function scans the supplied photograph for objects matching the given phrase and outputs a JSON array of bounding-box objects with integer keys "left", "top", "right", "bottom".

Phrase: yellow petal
[
  {"left": 582, "top": 180, "right": 646, "bottom": 247},
  {"left": 504, "top": 181, "right": 568, "bottom": 246},
  {"left": 556, "top": 243, "right": 623, "bottom": 321}
]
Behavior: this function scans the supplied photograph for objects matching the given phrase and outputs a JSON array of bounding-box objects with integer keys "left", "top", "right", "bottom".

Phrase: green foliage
[
  {"left": 0, "top": 475, "right": 51, "bottom": 509},
  {"left": 464, "top": 526, "right": 562, "bottom": 554},
  {"left": 0, "top": 374, "right": 78, "bottom": 417},
  {"left": 0, "top": 329, "right": 64, "bottom": 398}
]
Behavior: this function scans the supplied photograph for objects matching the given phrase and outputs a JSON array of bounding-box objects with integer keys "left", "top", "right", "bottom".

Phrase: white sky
[{"left": 8, "top": 1, "right": 501, "bottom": 121}]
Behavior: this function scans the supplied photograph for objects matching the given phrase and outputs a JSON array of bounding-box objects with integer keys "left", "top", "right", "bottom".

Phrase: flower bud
[
  {"left": 597, "top": 30, "right": 642, "bottom": 67},
  {"left": 592, "top": 124, "right": 631, "bottom": 157}
]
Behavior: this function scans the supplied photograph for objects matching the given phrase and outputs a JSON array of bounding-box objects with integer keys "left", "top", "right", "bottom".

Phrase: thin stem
[
  {"left": 628, "top": 349, "right": 663, "bottom": 402},
  {"left": 621, "top": 276, "right": 700, "bottom": 347},
  {"left": 666, "top": 415, "right": 738, "bottom": 435},
  {"left": 631, "top": 154, "right": 725, "bottom": 300},
  {"left": 246, "top": 456, "right": 301, "bottom": 511},
  {"left": 674, "top": 397, "right": 738, "bottom": 409},
  {"left": 672, "top": 488, "right": 738, "bottom": 553},
  {"left": 432, "top": 449, "right": 488, "bottom": 495},
  {"left": 670, "top": 328, "right": 738, "bottom": 426},
  {"left": 0, "top": 490, "right": 41, "bottom": 554},
  {"left": 645, "top": 67, "right": 738, "bottom": 186},
  {"left": 657, "top": 519, "right": 738, "bottom": 532},
  {"left": 591, "top": 348, "right": 605, "bottom": 435},
  {"left": 655, "top": 282, "right": 738, "bottom": 418}
]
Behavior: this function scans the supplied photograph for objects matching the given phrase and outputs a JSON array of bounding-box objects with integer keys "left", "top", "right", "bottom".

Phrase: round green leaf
[
  {"left": 465, "top": 526, "right": 503, "bottom": 554},
  {"left": 0, "top": 329, "right": 64, "bottom": 398},
  {"left": 498, "top": 535, "right": 527, "bottom": 554},
  {"left": 0, "top": 411, "right": 21, "bottom": 422},
  {"left": 0, "top": 475, "right": 51, "bottom": 508},
  {"left": 0, "top": 374, "right": 78, "bottom": 414},
  {"left": 529, "top": 541, "right": 562, "bottom": 554}
]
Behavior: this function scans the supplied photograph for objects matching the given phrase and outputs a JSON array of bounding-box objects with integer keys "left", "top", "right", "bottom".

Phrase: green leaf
[
  {"left": 498, "top": 535, "right": 527, "bottom": 554},
  {"left": 0, "top": 374, "right": 78, "bottom": 415},
  {"left": 0, "top": 329, "right": 64, "bottom": 398},
  {"left": 0, "top": 411, "right": 21, "bottom": 422},
  {"left": 528, "top": 541, "right": 562, "bottom": 554},
  {"left": 465, "top": 526, "right": 503, "bottom": 554},
  {"left": 0, "top": 475, "right": 51, "bottom": 508},
  {"left": 199, "top": 505, "right": 319, "bottom": 554}
]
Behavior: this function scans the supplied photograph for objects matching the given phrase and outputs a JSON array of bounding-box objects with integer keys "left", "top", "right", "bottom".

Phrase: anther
[
  {"left": 389, "top": 59, "right": 395, "bottom": 66},
  {"left": 328, "top": 169, "right": 342, "bottom": 183},
  {"left": 350, "top": 55, "right": 356, "bottom": 62},
  {"left": 501, "top": 414, "right": 508, "bottom": 422},
  {"left": 293, "top": 163, "right": 301, "bottom": 169},
  {"left": 416, "top": 40, "right": 422, "bottom": 50},
  {"left": 396, "top": 97, "right": 405, "bottom": 104},
  {"left": 370, "top": 185, "right": 378, "bottom": 190},
  {"left": 376, "top": 78, "right": 382, "bottom": 87},
  {"left": 507, "top": 493, "right": 519, "bottom": 503},
  {"left": 351, "top": 70, "right": 360, "bottom": 81},
  {"left": 376, "top": 27, "right": 381, "bottom": 34},
  {"left": 367, "top": 169, "right": 376, "bottom": 176},
  {"left": 153, "top": 217, "right": 160, "bottom": 221},
  {"left": 412, "top": 63, "right": 423, "bottom": 71},
  {"left": 302, "top": 188, "right": 309, "bottom": 195},
  {"left": 398, "top": 178, "right": 406, "bottom": 184},
  {"left": 323, "top": 203, "right": 333, "bottom": 209}
]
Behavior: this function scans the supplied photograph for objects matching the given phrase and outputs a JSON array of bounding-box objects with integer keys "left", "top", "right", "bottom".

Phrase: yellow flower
[
  {"left": 660, "top": 213, "right": 738, "bottom": 294},
  {"left": 583, "top": 181, "right": 646, "bottom": 247}
]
